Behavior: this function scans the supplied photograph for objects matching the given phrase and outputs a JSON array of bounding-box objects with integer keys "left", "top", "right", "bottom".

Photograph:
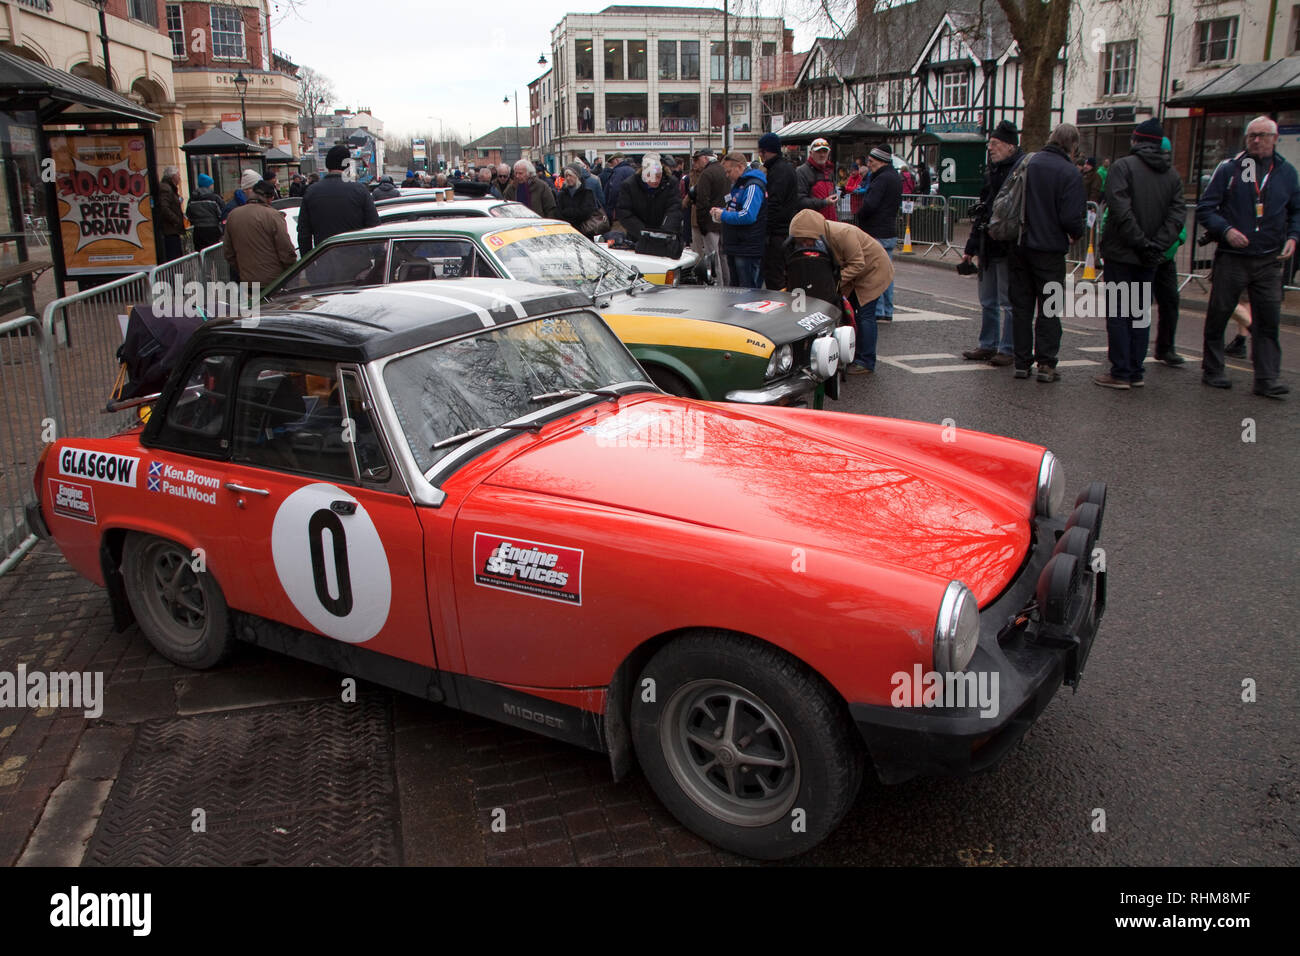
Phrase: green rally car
[{"left": 261, "top": 219, "right": 853, "bottom": 406}]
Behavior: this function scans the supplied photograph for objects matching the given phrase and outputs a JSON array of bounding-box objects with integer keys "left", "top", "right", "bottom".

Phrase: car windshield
[
  {"left": 492, "top": 229, "right": 641, "bottom": 295},
  {"left": 383, "top": 310, "right": 649, "bottom": 475},
  {"left": 489, "top": 203, "right": 541, "bottom": 218}
]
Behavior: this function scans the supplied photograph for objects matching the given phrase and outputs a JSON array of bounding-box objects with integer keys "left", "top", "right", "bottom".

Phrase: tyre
[
  {"left": 630, "top": 631, "right": 864, "bottom": 860},
  {"left": 646, "top": 365, "right": 696, "bottom": 398},
  {"left": 121, "top": 533, "right": 234, "bottom": 669}
]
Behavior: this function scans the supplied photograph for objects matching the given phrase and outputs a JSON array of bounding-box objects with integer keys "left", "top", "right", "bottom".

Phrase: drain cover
[{"left": 86, "top": 696, "right": 398, "bottom": 866}]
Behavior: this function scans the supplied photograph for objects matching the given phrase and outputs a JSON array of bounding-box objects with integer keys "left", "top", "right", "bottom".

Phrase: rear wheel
[
  {"left": 630, "top": 631, "right": 864, "bottom": 859},
  {"left": 646, "top": 365, "right": 696, "bottom": 398},
  {"left": 121, "top": 533, "right": 234, "bottom": 669}
]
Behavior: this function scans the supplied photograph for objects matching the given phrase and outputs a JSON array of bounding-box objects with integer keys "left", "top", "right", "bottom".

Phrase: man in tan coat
[
  {"left": 789, "top": 208, "right": 892, "bottom": 374},
  {"left": 223, "top": 180, "right": 298, "bottom": 288}
]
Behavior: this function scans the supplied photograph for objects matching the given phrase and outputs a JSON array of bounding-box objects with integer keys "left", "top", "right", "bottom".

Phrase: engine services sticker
[
  {"left": 473, "top": 533, "right": 583, "bottom": 605},
  {"left": 48, "top": 478, "right": 96, "bottom": 524}
]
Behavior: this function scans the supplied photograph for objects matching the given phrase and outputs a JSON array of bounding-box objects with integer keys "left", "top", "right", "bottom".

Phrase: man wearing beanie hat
[
  {"left": 961, "top": 120, "right": 1023, "bottom": 366},
  {"left": 296, "top": 142, "right": 378, "bottom": 254},
  {"left": 1093, "top": 117, "right": 1185, "bottom": 389},
  {"left": 186, "top": 172, "right": 225, "bottom": 251},
  {"left": 1197, "top": 115, "right": 1300, "bottom": 397},
  {"left": 855, "top": 143, "right": 902, "bottom": 319},
  {"left": 1007, "top": 122, "right": 1086, "bottom": 381},
  {"left": 758, "top": 132, "right": 798, "bottom": 288}
]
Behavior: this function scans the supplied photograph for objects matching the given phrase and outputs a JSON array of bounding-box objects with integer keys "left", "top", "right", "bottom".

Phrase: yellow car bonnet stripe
[
  {"left": 601, "top": 313, "right": 772, "bottom": 358},
  {"left": 486, "top": 222, "right": 579, "bottom": 248}
]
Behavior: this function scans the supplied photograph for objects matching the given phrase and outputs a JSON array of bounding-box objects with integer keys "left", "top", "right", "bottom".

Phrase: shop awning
[
  {"left": 0, "top": 51, "right": 160, "bottom": 124},
  {"left": 182, "top": 127, "right": 265, "bottom": 155},
  {"left": 775, "top": 113, "right": 891, "bottom": 142},
  {"left": 263, "top": 146, "right": 296, "bottom": 161},
  {"left": 1167, "top": 58, "right": 1300, "bottom": 110}
]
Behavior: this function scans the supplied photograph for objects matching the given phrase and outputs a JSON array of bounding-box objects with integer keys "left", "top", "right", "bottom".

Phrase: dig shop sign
[{"left": 50, "top": 133, "right": 157, "bottom": 275}]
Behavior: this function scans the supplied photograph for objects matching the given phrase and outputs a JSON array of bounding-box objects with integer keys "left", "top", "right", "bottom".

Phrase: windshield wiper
[
  {"left": 530, "top": 387, "right": 622, "bottom": 404},
  {"left": 432, "top": 421, "right": 542, "bottom": 450},
  {"left": 585, "top": 262, "right": 617, "bottom": 296}
]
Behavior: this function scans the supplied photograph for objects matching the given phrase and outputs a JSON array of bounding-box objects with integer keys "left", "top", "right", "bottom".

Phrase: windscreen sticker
[
  {"left": 473, "top": 533, "right": 583, "bottom": 605},
  {"left": 49, "top": 478, "right": 96, "bottom": 524},
  {"left": 733, "top": 300, "right": 784, "bottom": 314},
  {"left": 270, "top": 483, "right": 392, "bottom": 643},
  {"left": 58, "top": 447, "right": 140, "bottom": 487}
]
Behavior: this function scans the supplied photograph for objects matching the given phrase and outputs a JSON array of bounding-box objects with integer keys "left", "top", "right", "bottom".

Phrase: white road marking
[{"left": 878, "top": 354, "right": 1101, "bottom": 374}]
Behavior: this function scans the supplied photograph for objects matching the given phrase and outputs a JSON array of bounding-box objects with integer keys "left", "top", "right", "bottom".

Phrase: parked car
[
  {"left": 27, "top": 279, "right": 1108, "bottom": 859},
  {"left": 262, "top": 219, "right": 849, "bottom": 407}
]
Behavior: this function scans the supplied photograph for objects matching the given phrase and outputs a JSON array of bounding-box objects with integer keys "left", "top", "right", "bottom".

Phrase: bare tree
[
  {"left": 298, "top": 66, "right": 336, "bottom": 128},
  {"left": 993, "top": 1, "right": 1070, "bottom": 151}
]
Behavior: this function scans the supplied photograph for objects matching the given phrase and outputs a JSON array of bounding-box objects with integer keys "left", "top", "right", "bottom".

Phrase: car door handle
[
  {"left": 224, "top": 482, "right": 269, "bottom": 496},
  {"left": 330, "top": 500, "right": 356, "bottom": 515}
]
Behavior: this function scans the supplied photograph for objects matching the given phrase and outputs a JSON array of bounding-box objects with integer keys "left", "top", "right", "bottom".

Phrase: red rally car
[{"left": 28, "top": 278, "right": 1107, "bottom": 860}]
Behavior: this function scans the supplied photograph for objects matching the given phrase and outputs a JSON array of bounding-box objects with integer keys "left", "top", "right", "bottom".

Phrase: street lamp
[
  {"left": 538, "top": 53, "right": 548, "bottom": 66},
  {"left": 232, "top": 70, "right": 249, "bottom": 139},
  {"left": 93, "top": 1, "right": 113, "bottom": 92},
  {"left": 504, "top": 92, "right": 520, "bottom": 159}
]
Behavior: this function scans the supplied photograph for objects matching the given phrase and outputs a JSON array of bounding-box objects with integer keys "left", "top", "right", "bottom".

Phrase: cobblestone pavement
[{"left": 0, "top": 540, "right": 740, "bottom": 866}]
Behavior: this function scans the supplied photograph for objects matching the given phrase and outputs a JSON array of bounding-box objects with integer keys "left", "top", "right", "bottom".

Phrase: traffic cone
[
  {"left": 1082, "top": 240, "right": 1097, "bottom": 280},
  {"left": 902, "top": 222, "right": 913, "bottom": 253}
]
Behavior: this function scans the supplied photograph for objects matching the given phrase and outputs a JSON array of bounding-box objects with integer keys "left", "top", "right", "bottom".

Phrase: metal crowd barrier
[
  {"left": 895, "top": 194, "right": 948, "bottom": 258},
  {"left": 945, "top": 196, "right": 981, "bottom": 259},
  {"left": 0, "top": 314, "right": 58, "bottom": 575}
]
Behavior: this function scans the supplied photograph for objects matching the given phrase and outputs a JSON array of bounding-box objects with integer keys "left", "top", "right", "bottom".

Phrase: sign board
[
  {"left": 1076, "top": 106, "right": 1138, "bottom": 126},
  {"left": 502, "top": 144, "right": 522, "bottom": 163},
  {"left": 50, "top": 133, "right": 157, "bottom": 275},
  {"left": 412, "top": 140, "right": 427, "bottom": 161},
  {"left": 614, "top": 140, "right": 690, "bottom": 151},
  {"left": 220, "top": 112, "right": 243, "bottom": 137},
  {"left": 927, "top": 121, "right": 981, "bottom": 134},
  {"left": 770, "top": 114, "right": 785, "bottom": 132}
]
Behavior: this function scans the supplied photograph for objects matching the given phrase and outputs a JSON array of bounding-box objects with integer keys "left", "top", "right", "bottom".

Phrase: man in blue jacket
[
  {"left": 1197, "top": 115, "right": 1300, "bottom": 397},
  {"left": 711, "top": 151, "right": 767, "bottom": 288}
]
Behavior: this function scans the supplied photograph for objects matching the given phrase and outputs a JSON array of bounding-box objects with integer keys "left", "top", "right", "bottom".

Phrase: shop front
[{"left": 1074, "top": 106, "right": 1143, "bottom": 169}]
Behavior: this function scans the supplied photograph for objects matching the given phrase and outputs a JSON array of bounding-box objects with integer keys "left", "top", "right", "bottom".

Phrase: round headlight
[
  {"left": 834, "top": 325, "right": 856, "bottom": 366},
  {"left": 810, "top": 336, "right": 839, "bottom": 379},
  {"left": 766, "top": 344, "right": 794, "bottom": 379},
  {"left": 1036, "top": 451, "right": 1065, "bottom": 518},
  {"left": 934, "top": 581, "right": 981, "bottom": 673}
]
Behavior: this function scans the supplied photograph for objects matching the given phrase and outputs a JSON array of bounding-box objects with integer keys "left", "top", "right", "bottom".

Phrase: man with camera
[{"left": 960, "top": 121, "right": 1022, "bottom": 367}]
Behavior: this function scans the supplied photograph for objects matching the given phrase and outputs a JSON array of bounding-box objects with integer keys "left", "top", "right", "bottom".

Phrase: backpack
[
  {"left": 783, "top": 235, "right": 840, "bottom": 305},
  {"left": 987, "top": 152, "right": 1036, "bottom": 242}
]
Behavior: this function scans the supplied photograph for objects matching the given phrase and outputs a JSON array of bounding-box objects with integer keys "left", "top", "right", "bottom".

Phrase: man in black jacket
[
  {"left": 1093, "top": 119, "right": 1186, "bottom": 390},
  {"left": 616, "top": 153, "right": 681, "bottom": 240},
  {"left": 961, "top": 121, "right": 1022, "bottom": 366},
  {"left": 185, "top": 173, "right": 225, "bottom": 251},
  {"left": 856, "top": 145, "right": 901, "bottom": 320},
  {"left": 297, "top": 144, "right": 379, "bottom": 255},
  {"left": 689, "top": 148, "right": 730, "bottom": 285},
  {"left": 1007, "top": 122, "right": 1086, "bottom": 382},
  {"left": 758, "top": 132, "right": 797, "bottom": 289}
]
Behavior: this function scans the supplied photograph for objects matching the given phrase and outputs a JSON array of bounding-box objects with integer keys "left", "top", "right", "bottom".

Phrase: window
[
  {"left": 166, "top": 5, "right": 185, "bottom": 59},
  {"left": 831, "top": 89, "right": 843, "bottom": 115},
  {"left": 861, "top": 82, "right": 878, "bottom": 114},
  {"left": 605, "top": 93, "right": 647, "bottom": 132},
  {"left": 710, "top": 41, "right": 727, "bottom": 81},
  {"left": 605, "top": 40, "right": 624, "bottom": 80},
  {"left": 277, "top": 240, "right": 391, "bottom": 294},
  {"left": 1196, "top": 17, "right": 1238, "bottom": 64},
  {"left": 128, "top": 0, "right": 158, "bottom": 27},
  {"left": 210, "top": 5, "right": 246, "bottom": 60},
  {"left": 577, "top": 93, "right": 595, "bottom": 132},
  {"left": 389, "top": 240, "right": 493, "bottom": 282},
  {"left": 761, "top": 41, "right": 777, "bottom": 82},
  {"left": 1100, "top": 40, "right": 1136, "bottom": 95},
  {"left": 681, "top": 40, "right": 700, "bottom": 80},
  {"left": 152, "top": 353, "right": 238, "bottom": 457},
  {"left": 575, "top": 39, "right": 593, "bottom": 80},
  {"left": 660, "top": 93, "right": 700, "bottom": 132},
  {"left": 732, "top": 41, "right": 752, "bottom": 82},
  {"left": 888, "top": 79, "right": 905, "bottom": 113},
  {"left": 659, "top": 40, "right": 677, "bottom": 80},
  {"left": 231, "top": 356, "right": 380, "bottom": 481},
  {"left": 941, "top": 71, "right": 969, "bottom": 109},
  {"left": 628, "top": 40, "right": 647, "bottom": 79}
]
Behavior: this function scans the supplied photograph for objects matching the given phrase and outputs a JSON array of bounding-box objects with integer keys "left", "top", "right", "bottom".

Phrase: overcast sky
[{"left": 269, "top": 0, "right": 843, "bottom": 145}]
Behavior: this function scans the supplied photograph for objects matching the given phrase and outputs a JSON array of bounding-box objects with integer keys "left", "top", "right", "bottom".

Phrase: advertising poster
[{"left": 50, "top": 133, "right": 156, "bottom": 276}]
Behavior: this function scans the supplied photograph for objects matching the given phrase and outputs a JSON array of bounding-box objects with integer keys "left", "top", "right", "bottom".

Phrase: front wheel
[
  {"left": 630, "top": 631, "right": 864, "bottom": 859},
  {"left": 121, "top": 533, "right": 234, "bottom": 669},
  {"left": 646, "top": 365, "right": 696, "bottom": 398}
]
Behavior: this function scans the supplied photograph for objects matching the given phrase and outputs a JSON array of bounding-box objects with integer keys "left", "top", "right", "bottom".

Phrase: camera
[{"left": 956, "top": 260, "right": 977, "bottom": 276}]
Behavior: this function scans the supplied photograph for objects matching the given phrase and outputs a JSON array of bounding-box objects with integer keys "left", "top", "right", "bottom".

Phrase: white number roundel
[{"left": 270, "top": 483, "right": 391, "bottom": 643}]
